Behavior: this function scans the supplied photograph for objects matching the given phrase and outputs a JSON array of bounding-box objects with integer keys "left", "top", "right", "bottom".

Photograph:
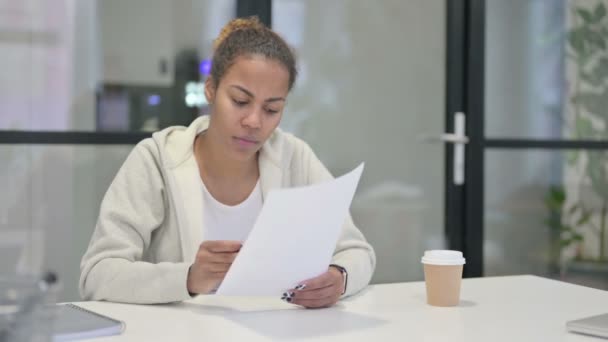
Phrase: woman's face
[{"left": 205, "top": 55, "right": 290, "bottom": 162}]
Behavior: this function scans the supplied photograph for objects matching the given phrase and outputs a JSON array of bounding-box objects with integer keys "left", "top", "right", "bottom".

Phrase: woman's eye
[
  {"left": 233, "top": 99, "right": 248, "bottom": 106},
  {"left": 266, "top": 108, "right": 279, "bottom": 114}
]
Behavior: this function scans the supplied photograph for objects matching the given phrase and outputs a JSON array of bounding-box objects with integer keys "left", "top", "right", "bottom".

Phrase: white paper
[{"left": 215, "top": 163, "right": 364, "bottom": 296}]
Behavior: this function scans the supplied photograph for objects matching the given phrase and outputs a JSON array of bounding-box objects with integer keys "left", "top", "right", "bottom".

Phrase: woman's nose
[{"left": 242, "top": 109, "right": 262, "bottom": 129}]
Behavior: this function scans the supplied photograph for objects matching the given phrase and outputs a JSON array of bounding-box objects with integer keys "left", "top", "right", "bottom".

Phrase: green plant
[
  {"left": 544, "top": 186, "right": 585, "bottom": 265},
  {"left": 564, "top": 1, "right": 608, "bottom": 263}
]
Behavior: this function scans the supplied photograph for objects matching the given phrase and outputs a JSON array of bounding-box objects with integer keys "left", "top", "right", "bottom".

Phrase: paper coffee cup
[{"left": 421, "top": 250, "right": 465, "bottom": 307}]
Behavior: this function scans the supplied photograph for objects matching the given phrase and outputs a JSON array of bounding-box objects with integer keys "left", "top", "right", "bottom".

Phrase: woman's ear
[{"left": 204, "top": 77, "right": 216, "bottom": 105}]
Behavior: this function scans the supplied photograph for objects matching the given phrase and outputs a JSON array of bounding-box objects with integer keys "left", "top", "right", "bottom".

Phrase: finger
[
  {"left": 196, "top": 249, "right": 239, "bottom": 264},
  {"left": 204, "top": 263, "right": 231, "bottom": 273},
  {"left": 295, "top": 271, "right": 334, "bottom": 291},
  {"left": 201, "top": 240, "right": 242, "bottom": 253},
  {"left": 204, "top": 272, "right": 225, "bottom": 283},
  {"left": 205, "top": 275, "right": 225, "bottom": 290},
  {"left": 188, "top": 267, "right": 224, "bottom": 286},
  {"left": 207, "top": 251, "right": 239, "bottom": 264},
  {"left": 292, "top": 284, "right": 339, "bottom": 300}
]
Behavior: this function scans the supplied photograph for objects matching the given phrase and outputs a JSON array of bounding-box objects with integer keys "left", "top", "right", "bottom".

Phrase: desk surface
[{"left": 75, "top": 275, "right": 608, "bottom": 341}]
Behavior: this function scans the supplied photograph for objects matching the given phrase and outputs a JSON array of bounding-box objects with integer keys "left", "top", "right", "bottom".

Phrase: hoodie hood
[{"left": 151, "top": 115, "right": 287, "bottom": 171}]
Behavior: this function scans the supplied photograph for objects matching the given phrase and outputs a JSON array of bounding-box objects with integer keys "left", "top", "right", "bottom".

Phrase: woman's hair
[{"left": 210, "top": 16, "right": 297, "bottom": 91}]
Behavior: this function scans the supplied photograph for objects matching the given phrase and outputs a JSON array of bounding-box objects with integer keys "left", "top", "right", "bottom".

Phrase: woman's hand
[
  {"left": 282, "top": 266, "right": 345, "bottom": 308},
  {"left": 187, "top": 240, "right": 241, "bottom": 295}
]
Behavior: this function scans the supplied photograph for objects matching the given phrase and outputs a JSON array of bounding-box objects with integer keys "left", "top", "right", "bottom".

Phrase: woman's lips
[{"left": 234, "top": 136, "right": 258, "bottom": 147}]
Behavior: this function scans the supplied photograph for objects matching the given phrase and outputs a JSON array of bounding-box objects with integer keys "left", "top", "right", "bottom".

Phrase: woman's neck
[{"left": 195, "top": 131, "right": 258, "bottom": 182}]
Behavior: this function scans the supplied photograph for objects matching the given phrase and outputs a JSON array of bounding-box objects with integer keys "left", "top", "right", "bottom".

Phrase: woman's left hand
[{"left": 282, "top": 266, "right": 344, "bottom": 308}]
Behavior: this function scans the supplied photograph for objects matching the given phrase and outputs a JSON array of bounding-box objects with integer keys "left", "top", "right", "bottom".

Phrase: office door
[
  {"left": 463, "top": 0, "right": 608, "bottom": 289},
  {"left": 272, "top": 0, "right": 465, "bottom": 283}
]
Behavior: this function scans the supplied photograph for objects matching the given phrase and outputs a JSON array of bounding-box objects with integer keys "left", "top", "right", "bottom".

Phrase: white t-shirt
[{"left": 201, "top": 179, "right": 262, "bottom": 242}]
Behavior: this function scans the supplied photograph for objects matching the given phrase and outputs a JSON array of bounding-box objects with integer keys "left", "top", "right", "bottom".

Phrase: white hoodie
[{"left": 79, "top": 116, "right": 376, "bottom": 304}]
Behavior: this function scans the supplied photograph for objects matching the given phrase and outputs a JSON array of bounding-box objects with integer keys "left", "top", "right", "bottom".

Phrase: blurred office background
[{"left": 1, "top": 0, "right": 606, "bottom": 302}]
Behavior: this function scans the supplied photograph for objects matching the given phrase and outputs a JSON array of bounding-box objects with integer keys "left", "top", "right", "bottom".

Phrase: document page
[{"left": 216, "top": 163, "right": 364, "bottom": 296}]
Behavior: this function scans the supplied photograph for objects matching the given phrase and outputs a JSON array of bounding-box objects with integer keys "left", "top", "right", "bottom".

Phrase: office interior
[{"left": 1, "top": 0, "right": 607, "bottom": 303}]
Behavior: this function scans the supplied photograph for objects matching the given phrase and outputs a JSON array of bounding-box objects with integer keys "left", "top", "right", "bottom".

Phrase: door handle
[
  {"left": 451, "top": 112, "right": 467, "bottom": 185},
  {"left": 436, "top": 133, "right": 469, "bottom": 144},
  {"left": 419, "top": 112, "right": 467, "bottom": 185}
]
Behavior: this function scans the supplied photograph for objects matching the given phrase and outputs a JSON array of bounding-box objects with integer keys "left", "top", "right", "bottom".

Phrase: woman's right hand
[{"left": 186, "top": 240, "right": 242, "bottom": 295}]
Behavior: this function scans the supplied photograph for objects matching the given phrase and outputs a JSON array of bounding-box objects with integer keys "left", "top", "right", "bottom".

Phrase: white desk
[{"left": 76, "top": 275, "right": 608, "bottom": 341}]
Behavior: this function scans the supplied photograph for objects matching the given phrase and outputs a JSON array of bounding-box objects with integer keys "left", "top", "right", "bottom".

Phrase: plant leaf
[
  {"left": 551, "top": 186, "right": 565, "bottom": 204},
  {"left": 595, "top": 2, "right": 607, "bottom": 21},
  {"left": 568, "top": 29, "right": 586, "bottom": 55},
  {"left": 591, "top": 57, "right": 608, "bottom": 83},
  {"left": 577, "top": 211, "right": 592, "bottom": 226},
  {"left": 571, "top": 90, "right": 608, "bottom": 119},
  {"left": 589, "top": 30, "right": 606, "bottom": 50},
  {"left": 580, "top": 70, "right": 603, "bottom": 87},
  {"left": 577, "top": 8, "right": 594, "bottom": 23},
  {"left": 561, "top": 224, "right": 574, "bottom": 233},
  {"left": 575, "top": 116, "right": 595, "bottom": 138},
  {"left": 587, "top": 151, "right": 608, "bottom": 200},
  {"left": 566, "top": 150, "right": 579, "bottom": 165},
  {"left": 568, "top": 204, "right": 580, "bottom": 216}
]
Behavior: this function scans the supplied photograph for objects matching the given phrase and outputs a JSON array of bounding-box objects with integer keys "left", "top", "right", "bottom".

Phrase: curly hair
[{"left": 210, "top": 16, "right": 297, "bottom": 91}]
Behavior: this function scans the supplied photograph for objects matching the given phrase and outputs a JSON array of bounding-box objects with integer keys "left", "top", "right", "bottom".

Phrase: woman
[{"left": 79, "top": 17, "right": 375, "bottom": 308}]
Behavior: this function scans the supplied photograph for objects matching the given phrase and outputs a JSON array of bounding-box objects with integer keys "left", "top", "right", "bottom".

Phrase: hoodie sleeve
[
  {"left": 79, "top": 140, "right": 192, "bottom": 304},
  {"left": 296, "top": 140, "right": 376, "bottom": 298}
]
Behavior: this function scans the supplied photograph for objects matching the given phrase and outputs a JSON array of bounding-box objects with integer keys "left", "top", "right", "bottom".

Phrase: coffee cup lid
[{"left": 421, "top": 250, "right": 466, "bottom": 265}]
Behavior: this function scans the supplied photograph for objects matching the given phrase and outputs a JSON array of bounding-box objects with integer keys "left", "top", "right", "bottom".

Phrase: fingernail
[
  {"left": 281, "top": 292, "right": 294, "bottom": 303},
  {"left": 294, "top": 284, "right": 306, "bottom": 291}
]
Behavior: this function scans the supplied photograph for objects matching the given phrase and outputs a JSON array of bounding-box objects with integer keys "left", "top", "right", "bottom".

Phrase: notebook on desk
[
  {"left": 53, "top": 304, "right": 125, "bottom": 341},
  {"left": 566, "top": 313, "right": 608, "bottom": 339}
]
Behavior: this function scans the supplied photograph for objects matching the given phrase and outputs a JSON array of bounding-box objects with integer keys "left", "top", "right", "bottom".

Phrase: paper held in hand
[{"left": 215, "top": 163, "right": 364, "bottom": 296}]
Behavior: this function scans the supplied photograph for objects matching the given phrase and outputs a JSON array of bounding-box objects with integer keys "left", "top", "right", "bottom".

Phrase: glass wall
[
  {"left": 273, "top": 0, "right": 447, "bottom": 284},
  {"left": 485, "top": 150, "right": 608, "bottom": 290},
  {"left": 0, "top": 0, "right": 236, "bottom": 302},
  {"left": 0, "top": 0, "right": 235, "bottom": 132},
  {"left": 3, "top": 0, "right": 450, "bottom": 300},
  {"left": 484, "top": 0, "right": 608, "bottom": 289},
  {"left": 485, "top": 0, "right": 566, "bottom": 140},
  {"left": 0, "top": 145, "right": 133, "bottom": 301}
]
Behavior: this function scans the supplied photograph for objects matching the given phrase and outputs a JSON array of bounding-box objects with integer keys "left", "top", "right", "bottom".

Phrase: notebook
[
  {"left": 53, "top": 304, "right": 125, "bottom": 341},
  {"left": 566, "top": 313, "right": 608, "bottom": 339}
]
